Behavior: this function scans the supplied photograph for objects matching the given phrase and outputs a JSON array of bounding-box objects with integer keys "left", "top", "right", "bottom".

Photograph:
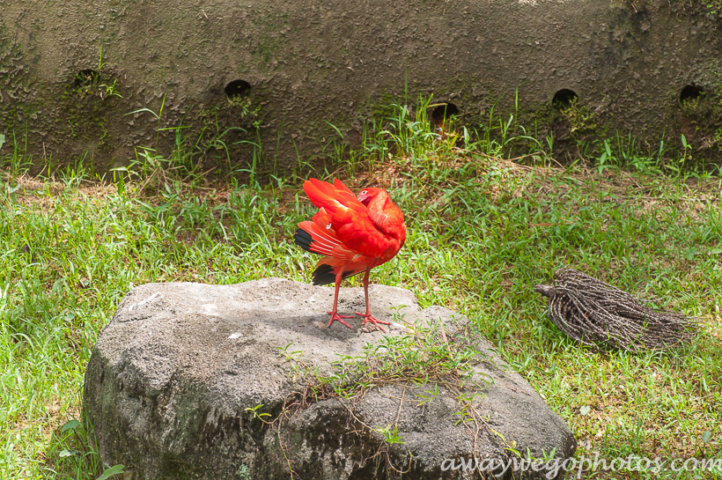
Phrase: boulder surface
[{"left": 83, "top": 278, "right": 575, "bottom": 479}]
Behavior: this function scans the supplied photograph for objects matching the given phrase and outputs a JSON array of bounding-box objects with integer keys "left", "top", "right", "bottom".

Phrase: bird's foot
[
  {"left": 326, "top": 311, "right": 355, "bottom": 329},
  {"left": 355, "top": 313, "right": 391, "bottom": 332}
]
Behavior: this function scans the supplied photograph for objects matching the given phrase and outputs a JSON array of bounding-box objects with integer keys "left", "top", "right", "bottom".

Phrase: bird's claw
[
  {"left": 327, "top": 311, "right": 354, "bottom": 329},
  {"left": 355, "top": 313, "right": 391, "bottom": 332}
]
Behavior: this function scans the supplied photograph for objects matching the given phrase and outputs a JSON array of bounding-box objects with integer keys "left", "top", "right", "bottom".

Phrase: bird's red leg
[
  {"left": 327, "top": 269, "right": 354, "bottom": 329},
  {"left": 355, "top": 269, "right": 391, "bottom": 332}
]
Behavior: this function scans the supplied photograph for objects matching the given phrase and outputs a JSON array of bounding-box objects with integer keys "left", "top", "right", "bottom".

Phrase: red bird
[{"left": 294, "top": 178, "right": 406, "bottom": 331}]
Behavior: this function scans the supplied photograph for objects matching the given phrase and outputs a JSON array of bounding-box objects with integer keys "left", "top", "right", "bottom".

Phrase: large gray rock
[{"left": 83, "top": 279, "right": 575, "bottom": 479}]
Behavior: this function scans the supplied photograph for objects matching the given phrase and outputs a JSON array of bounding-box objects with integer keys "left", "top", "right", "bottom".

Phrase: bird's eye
[{"left": 361, "top": 190, "right": 368, "bottom": 195}]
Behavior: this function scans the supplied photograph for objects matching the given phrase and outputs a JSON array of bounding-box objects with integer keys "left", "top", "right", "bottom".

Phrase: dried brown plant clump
[{"left": 534, "top": 269, "right": 697, "bottom": 352}]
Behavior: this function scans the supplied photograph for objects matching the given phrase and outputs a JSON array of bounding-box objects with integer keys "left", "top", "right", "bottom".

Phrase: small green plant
[
  {"left": 679, "top": 133, "right": 693, "bottom": 170},
  {"left": 227, "top": 94, "right": 261, "bottom": 122},
  {"left": 0, "top": 130, "right": 33, "bottom": 176},
  {"left": 95, "top": 465, "right": 126, "bottom": 480},
  {"left": 45, "top": 417, "right": 126, "bottom": 480},
  {"left": 593, "top": 132, "right": 671, "bottom": 174},
  {"left": 560, "top": 99, "right": 597, "bottom": 134},
  {"left": 681, "top": 94, "right": 702, "bottom": 113},
  {"left": 596, "top": 139, "right": 615, "bottom": 173},
  {"left": 73, "top": 46, "right": 122, "bottom": 100},
  {"left": 415, "top": 383, "right": 440, "bottom": 406},
  {"left": 245, "top": 404, "right": 272, "bottom": 422},
  {"left": 118, "top": 146, "right": 188, "bottom": 194},
  {"left": 234, "top": 119, "right": 265, "bottom": 188},
  {"left": 126, "top": 93, "right": 167, "bottom": 146},
  {"left": 374, "top": 425, "right": 406, "bottom": 445},
  {"left": 236, "top": 464, "right": 252, "bottom": 480}
]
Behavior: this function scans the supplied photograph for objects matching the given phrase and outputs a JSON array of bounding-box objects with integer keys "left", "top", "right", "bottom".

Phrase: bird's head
[{"left": 357, "top": 187, "right": 384, "bottom": 206}]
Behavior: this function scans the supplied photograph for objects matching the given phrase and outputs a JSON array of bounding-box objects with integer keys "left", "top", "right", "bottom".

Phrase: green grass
[{"left": 2, "top": 101, "right": 722, "bottom": 479}]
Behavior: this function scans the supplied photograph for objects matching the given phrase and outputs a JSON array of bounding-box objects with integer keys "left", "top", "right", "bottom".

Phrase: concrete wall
[{"left": 1, "top": 0, "right": 721, "bottom": 173}]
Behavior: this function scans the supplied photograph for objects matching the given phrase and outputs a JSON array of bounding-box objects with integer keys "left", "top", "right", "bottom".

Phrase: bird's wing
[
  {"left": 296, "top": 208, "right": 358, "bottom": 260},
  {"left": 303, "top": 178, "right": 366, "bottom": 214},
  {"left": 332, "top": 178, "right": 356, "bottom": 196},
  {"left": 330, "top": 207, "right": 399, "bottom": 260}
]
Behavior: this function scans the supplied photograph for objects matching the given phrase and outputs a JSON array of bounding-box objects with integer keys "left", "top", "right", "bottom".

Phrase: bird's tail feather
[{"left": 311, "top": 258, "right": 364, "bottom": 286}]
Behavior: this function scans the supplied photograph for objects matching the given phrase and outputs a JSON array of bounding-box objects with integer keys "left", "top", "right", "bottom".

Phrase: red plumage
[{"left": 294, "top": 178, "right": 406, "bottom": 331}]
